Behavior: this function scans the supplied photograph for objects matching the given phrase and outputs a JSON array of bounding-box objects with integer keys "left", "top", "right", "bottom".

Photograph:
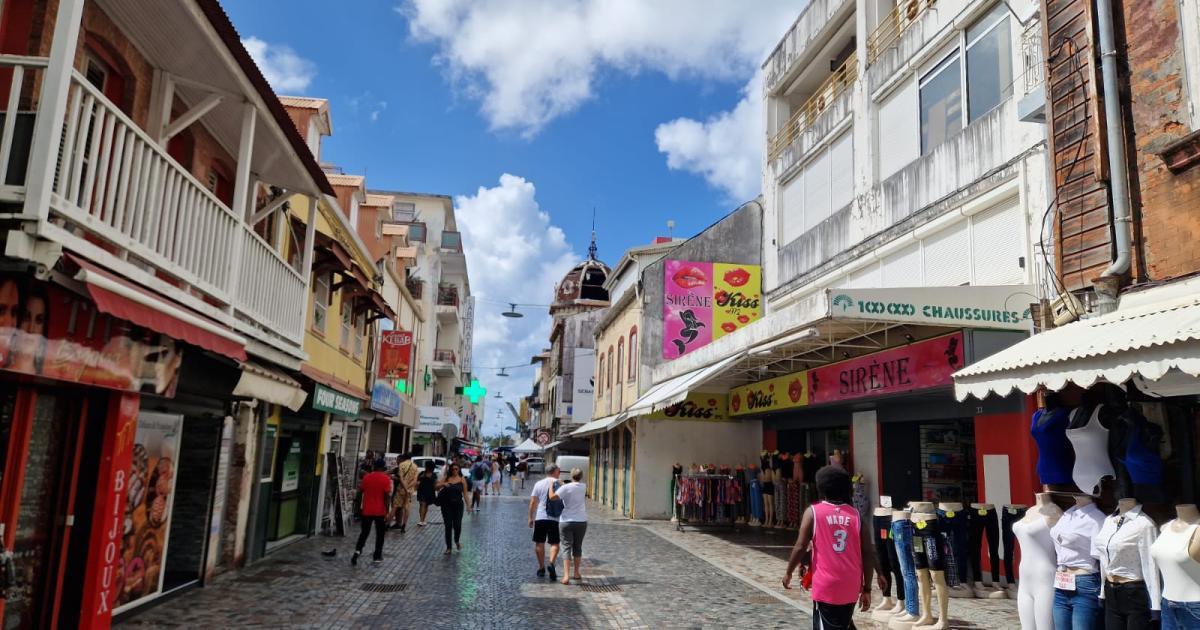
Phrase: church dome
[{"left": 554, "top": 258, "right": 610, "bottom": 306}]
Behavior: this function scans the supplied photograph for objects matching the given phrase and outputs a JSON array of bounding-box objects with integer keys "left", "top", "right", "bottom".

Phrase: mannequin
[
  {"left": 1030, "top": 406, "right": 1075, "bottom": 486},
  {"left": 873, "top": 507, "right": 901, "bottom": 621},
  {"left": 937, "top": 501, "right": 974, "bottom": 598},
  {"left": 1151, "top": 504, "right": 1200, "bottom": 630},
  {"left": 759, "top": 457, "right": 776, "bottom": 529},
  {"left": 1001, "top": 504, "right": 1030, "bottom": 588},
  {"left": 968, "top": 503, "right": 1005, "bottom": 597},
  {"left": 888, "top": 510, "right": 921, "bottom": 630},
  {"left": 748, "top": 464, "right": 763, "bottom": 527},
  {"left": 1013, "top": 493, "right": 1062, "bottom": 629},
  {"left": 1050, "top": 495, "right": 1105, "bottom": 628},
  {"left": 1066, "top": 406, "right": 1116, "bottom": 495},
  {"left": 1093, "top": 497, "right": 1159, "bottom": 630},
  {"left": 910, "top": 502, "right": 950, "bottom": 629}
]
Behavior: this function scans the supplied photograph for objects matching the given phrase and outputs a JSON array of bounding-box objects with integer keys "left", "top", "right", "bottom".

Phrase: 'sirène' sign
[{"left": 808, "top": 332, "right": 964, "bottom": 404}]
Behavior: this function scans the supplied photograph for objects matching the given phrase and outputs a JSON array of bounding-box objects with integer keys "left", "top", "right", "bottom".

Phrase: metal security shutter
[
  {"left": 780, "top": 172, "right": 806, "bottom": 245},
  {"left": 881, "top": 242, "right": 922, "bottom": 287},
  {"left": 877, "top": 81, "right": 920, "bottom": 180},
  {"left": 804, "top": 148, "right": 832, "bottom": 232},
  {"left": 923, "top": 221, "right": 970, "bottom": 286},
  {"left": 848, "top": 262, "right": 881, "bottom": 288},
  {"left": 970, "top": 197, "right": 1024, "bottom": 285},
  {"left": 830, "top": 131, "right": 854, "bottom": 212}
]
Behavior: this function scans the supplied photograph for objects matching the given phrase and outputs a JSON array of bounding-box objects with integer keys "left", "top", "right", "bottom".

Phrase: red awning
[{"left": 69, "top": 256, "right": 248, "bottom": 362}]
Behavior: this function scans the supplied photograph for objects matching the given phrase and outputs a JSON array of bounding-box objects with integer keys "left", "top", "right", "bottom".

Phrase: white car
[
  {"left": 525, "top": 457, "right": 545, "bottom": 474},
  {"left": 412, "top": 456, "right": 447, "bottom": 472}
]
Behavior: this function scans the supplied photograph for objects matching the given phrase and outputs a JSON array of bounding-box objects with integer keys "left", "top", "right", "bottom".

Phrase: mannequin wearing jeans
[
  {"left": 1014, "top": 494, "right": 1061, "bottom": 629},
  {"left": 889, "top": 511, "right": 921, "bottom": 630},
  {"left": 937, "top": 501, "right": 975, "bottom": 598},
  {"left": 872, "top": 508, "right": 899, "bottom": 620},
  {"left": 911, "top": 502, "right": 951, "bottom": 630},
  {"left": 1150, "top": 504, "right": 1200, "bottom": 630},
  {"left": 968, "top": 503, "right": 1006, "bottom": 596},
  {"left": 1051, "top": 496, "right": 1105, "bottom": 628},
  {"left": 1095, "top": 498, "right": 1159, "bottom": 630}
]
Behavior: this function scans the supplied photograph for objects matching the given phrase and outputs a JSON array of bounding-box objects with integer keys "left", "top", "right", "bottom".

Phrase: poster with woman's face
[{"left": 113, "top": 412, "right": 183, "bottom": 613}]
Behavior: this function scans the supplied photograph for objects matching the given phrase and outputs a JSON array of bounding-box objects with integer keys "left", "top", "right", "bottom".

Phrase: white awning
[
  {"left": 628, "top": 353, "right": 747, "bottom": 416},
  {"left": 571, "top": 413, "right": 627, "bottom": 438},
  {"left": 954, "top": 277, "right": 1200, "bottom": 400},
  {"left": 513, "top": 438, "right": 543, "bottom": 454},
  {"left": 233, "top": 362, "right": 307, "bottom": 411},
  {"left": 542, "top": 440, "right": 565, "bottom": 451}
]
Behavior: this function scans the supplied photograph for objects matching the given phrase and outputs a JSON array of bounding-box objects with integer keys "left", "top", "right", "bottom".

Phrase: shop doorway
[
  {"left": 776, "top": 427, "right": 852, "bottom": 475},
  {"left": 621, "top": 430, "right": 631, "bottom": 515},
  {"left": 160, "top": 416, "right": 222, "bottom": 594},
  {"left": 266, "top": 428, "right": 318, "bottom": 546},
  {"left": 881, "top": 419, "right": 978, "bottom": 506}
]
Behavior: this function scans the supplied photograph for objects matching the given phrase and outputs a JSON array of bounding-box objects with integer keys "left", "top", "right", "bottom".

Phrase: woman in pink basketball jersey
[{"left": 783, "top": 466, "right": 883, "bottom": 630}]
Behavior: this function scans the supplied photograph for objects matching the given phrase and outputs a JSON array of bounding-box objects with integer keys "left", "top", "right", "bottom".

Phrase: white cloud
[
  {"left": 456, "top": 174, "right": 579, "bottom": 435},
  {"left": 402, "top": 0, "right": 796, "bottom": 136},
  {"left": 349, "top": 92, "right": 389, "bottom": 123},
  {"left": 242, "top": 36, "right": 317, "bottom": 93},
  {"left": 655, "top": 72, "right": 763, "bottom": 202}
]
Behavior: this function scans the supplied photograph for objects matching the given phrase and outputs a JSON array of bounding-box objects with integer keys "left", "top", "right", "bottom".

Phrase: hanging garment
[
  {"left": 749, "top": 479, "right": 764, "bottom": 523},
  {"left": 1030, "top": 407, "right": 1075, "bottom": 485},
  {"left": 1065, "top": 406, "right": 1116, "bottom": 495}
]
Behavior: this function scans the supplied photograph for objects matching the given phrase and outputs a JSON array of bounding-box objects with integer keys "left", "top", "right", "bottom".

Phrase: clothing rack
[{"left": 675, "top": 473, "right": 742, "bottom": 533}]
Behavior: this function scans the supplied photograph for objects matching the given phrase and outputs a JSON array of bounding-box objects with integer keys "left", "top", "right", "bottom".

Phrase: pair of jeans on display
[
  {"left": 1162, "top": 598, "right": 1200, "bottom": 630},
  {"left": 1001, "top": 506, "right": 1027, "bottom": 584},
  {"left": 874, "top": 515, "right": 905, "bottom": 603},
  {"left": 891, "top": 518, "right": 920, "bottom": 616},
  {"left": 937, "top": 508, "right": 970, "bottom": 587},
  {"left": 1053, "top": 572, "right": 1102, "bottom": 629},
  {"left": 969, "top": 506, "right": 1001, "bottom": 583},
  {"left": 1103, "top": 582, "right": 1153, "bottom": 630}
]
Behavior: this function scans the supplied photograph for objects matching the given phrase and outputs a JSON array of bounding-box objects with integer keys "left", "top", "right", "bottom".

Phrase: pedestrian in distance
[
  {"left": 491, "top": 455, "right": 502, "bottom": 495},
  {"left": 436, "top": 463, "right": 469, "bottom": 554},
  {"left": 529, "top": 463, "right": 562, "bottom": 580},
  {"left": 517, "top": 456, "right": 528, "bottom": 490},
  {"left": 352, "top": 459, "right": 393, "bottom": 566},
  {"left": 782, "top": 465, "right": 884, "bottom": 630},
  {"left": 416, "top": 460, "right": 437, "bottom": 527},
  {"left": 507, "top": 455, "right": 518, "bottom": 496},
  {"left": 470, "top": 456, "right": 488, "bottom": 510},
  {"left": 391, "top": 452, "right": 419, "bottom": 532},
  {"left": 548, "top": 467, "right": 587, "bottom": 584}
]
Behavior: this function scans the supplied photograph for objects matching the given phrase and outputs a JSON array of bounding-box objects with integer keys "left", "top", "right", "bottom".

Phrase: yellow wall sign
[
  {"left": 729, "top": 370, "right": 809, "bottom": 416},
  {"left": 712, "top": 263, "right": 763, "bottom": 341},
  {"left": 645, "top": 392, "right": 730, "bottom": 421}
]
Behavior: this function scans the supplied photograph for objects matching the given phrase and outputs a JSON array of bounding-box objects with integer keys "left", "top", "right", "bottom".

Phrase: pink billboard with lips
[{"left": 662, "top": 260, "right": 761, "bottom": 359}]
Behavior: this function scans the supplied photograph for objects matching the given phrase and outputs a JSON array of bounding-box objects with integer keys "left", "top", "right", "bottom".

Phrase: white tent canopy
[{"left": 513, "top": 438, "right": 543, "bottom": 454}]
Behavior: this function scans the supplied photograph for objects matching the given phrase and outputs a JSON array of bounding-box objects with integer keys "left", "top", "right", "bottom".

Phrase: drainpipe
[{"left": 1094, "top": 0, "right": 1133, "bottom": 311}]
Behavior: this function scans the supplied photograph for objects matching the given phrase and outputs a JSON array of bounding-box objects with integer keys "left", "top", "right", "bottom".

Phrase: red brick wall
[{"left": 1123, "top": 0, "right": 1200, "bottom": 281}]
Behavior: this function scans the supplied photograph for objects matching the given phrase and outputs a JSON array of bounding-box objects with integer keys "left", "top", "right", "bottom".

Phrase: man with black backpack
[
  {"left": 528, "top": 464, "right": 562, "bottom": 579},
  {"left": 469, "top": 456, "right": 489, "bottom": 512}
]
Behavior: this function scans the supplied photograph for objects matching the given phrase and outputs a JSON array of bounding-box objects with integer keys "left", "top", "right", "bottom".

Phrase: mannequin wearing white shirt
[
  {"left": 1093, "top": 498, "right": 1160, "bottom": 628},
  {"left": 1013, "top": 493, "right": 1062, "bottom": 629},
  {"left": 1151, "top": 503, "right": 1200, "bottom": 628}
]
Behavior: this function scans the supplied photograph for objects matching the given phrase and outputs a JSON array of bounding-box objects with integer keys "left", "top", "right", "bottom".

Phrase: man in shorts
[
  {"left": 390, "top": 452, "right": 418, "bottom": 532},
  {"left": 528, "top": 464, "right": 561, "bottom": 580}
]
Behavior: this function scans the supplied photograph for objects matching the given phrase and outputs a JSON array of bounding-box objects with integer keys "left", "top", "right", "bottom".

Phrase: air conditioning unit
[{"left": 1050, "top": 292, "right": 1085, "bottom": 327}]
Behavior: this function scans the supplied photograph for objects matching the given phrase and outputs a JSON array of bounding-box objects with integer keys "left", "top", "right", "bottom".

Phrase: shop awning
[
  {"left": 542, "top": 440, "right": 564, "bottom": 451},
  {"left": 628, "top": 353, "right": 746, "bottom": 416},
  {"left": 571, "top": 413, "right": 628, "bottom": 438},
  {"left": 953, "top": 277, "right": 1200, "bottom": 401},
  {"left": 233, "top": 362, "right": 307, "bottom": 411},
  {"left": 70, "top": 255, "right": 247, "bottom": 361}
]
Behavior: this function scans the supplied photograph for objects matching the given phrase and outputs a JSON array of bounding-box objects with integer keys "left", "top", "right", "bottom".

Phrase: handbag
[{"left": 545, "top": 482, "right": 565, "bottom": 518}]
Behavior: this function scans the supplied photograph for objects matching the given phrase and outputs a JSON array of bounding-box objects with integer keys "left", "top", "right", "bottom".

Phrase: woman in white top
[{"left": 549, "top": 468, "right": 588, "bottom": 585}]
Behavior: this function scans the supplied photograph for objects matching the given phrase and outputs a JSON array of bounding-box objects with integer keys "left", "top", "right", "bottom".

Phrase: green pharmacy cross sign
[{"left": 462, "top": 379, "right": 487, "bottom": 404}]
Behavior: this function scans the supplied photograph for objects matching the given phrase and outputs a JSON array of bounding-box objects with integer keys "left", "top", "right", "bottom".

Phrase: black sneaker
[
  {"left": 351, "top": 551, "right": 360, "bottom": 566},
  {"left": 372, "top": 558, "right": 382, "bottom": 566},
  {"left": 547, "top": 564, "right": 557, "bottom": 580},
  {"left": 536, "top": 568, "right": 546, "bottom": 578}
]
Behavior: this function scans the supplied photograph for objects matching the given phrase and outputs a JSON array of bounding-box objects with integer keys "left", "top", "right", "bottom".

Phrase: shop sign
[
  {"left": 663, "top": 261, "right": 761, "bottom": 359},
  {"left": 369, "top": 381, "right": 402, "bottom": 417},
  {"left": 829, "top": 285, "right": 1035, "bottom": 331},
  {"left": 81, "top": 392, "right": 139, "bottom": 629},
  {"left": 417, "top": 405, "right": 459, "bottom": 433},
  {"left": 0, "top": 277, "right": 183, "bottom": 395},
  {"left": 377, "top": 329, "right": 413, "bottom": 380},
  {"left": 646, "top": 392, "right": 730, "bottom": 421},
  {"left": 809, "top": 332, "right": 964, "bottom": 405},
  {"left": 312, "top": 383, "right": 361, "bottom": 418},
  {"left": 729, "top": 371, "right": 810, "bottom": 417},
  {"left": 113, "top": 411, "right": 184, "bottom": 614}
]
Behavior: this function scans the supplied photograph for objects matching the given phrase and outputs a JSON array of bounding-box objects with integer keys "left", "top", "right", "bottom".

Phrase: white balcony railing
[
  {"left": 764, "top": 0, "right": 855, "bottom": 93},
  {"left": 0, "top": 55, "right": 311, "bottom": 352}
]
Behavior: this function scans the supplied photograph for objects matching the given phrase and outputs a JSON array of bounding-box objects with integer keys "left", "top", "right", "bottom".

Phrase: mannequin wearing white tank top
[
  {"left": 1012, "top": 493, "right": 1062, "bottom": 630},
  {"left": 1066, "top": 406, "right": 1116, "bottom": 495},
  {"left": 1151, "top": 504, "right": 1200, "bottom": 605}
]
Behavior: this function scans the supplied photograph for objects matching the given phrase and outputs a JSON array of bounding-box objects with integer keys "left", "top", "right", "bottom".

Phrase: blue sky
[{"left": 226, "top": 0, "right": 800, "bottom": 435}]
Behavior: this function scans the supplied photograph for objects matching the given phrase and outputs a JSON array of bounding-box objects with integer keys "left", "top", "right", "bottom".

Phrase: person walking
[
  {"left": 352, "top": 459, "right": 393, "bottom": 566},
  {"left": 470, "top": 457, "right": 488, "bottom": 510},
  {"left": 529, "top": 464, "right": 562, "bottom": 580},
  {"left": 391, "top": 452, "right": 419, "bottom": 532},
  {"left": 491, "top": 455, "right": 502, "bottom": 495},
  {"left": 782, "top": 465, "right": 883, "bottom": 630},
  {"left": 548, "top": 468, "right": 587, "bottom": 584},
  {"left": 416, "top": 460, "right": 437, "bottom": 527},
  {"left": 436, "top": 463, "right": 469, "bottom": 554},
  {"left": 507, "top": 455, "right": 519, "bottom": 496},
  {"left": 517, "top": 456, "right": 528, "bottom": 490}
]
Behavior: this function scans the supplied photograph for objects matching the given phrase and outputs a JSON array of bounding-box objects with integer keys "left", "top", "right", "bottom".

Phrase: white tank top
[
  {"left": 1151, "top": 523, "right": 1200, "bottom": 603},
  {"left": 1065, "top": 406, "right": 1115, "bottom": 495}
]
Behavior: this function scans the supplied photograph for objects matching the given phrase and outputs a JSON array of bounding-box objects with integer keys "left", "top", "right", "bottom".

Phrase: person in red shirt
[{"left": 353, "top": 459, "right": 393, "bottom": 566}]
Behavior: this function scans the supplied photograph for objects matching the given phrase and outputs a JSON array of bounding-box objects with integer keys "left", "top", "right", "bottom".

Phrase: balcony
[
  {"left": 763, "top": 0, "right": 856, "bottom": 93},
  {"left": 432, "top": 349, "right": 457, "bottom": 375},
  {"left": 866, "top": 0, "right": 950, "bottom": 93},
  {"left": 767, "top": 51, "right": 857, "bottom": 169},
  {"left": 1016, "top": 19, "right": 1045, "bottom": 123},
  {"left": 436, "top": 283, "right": 461, "bottom": 324}
]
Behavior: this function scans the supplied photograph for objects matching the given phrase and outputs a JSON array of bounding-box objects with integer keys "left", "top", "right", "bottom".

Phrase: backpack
[
  {"left": 545, "top": 481, "right": 565, "bottom": 518},
  {"left": 472, "top": 463, "right": 486, "bottom": 481}
]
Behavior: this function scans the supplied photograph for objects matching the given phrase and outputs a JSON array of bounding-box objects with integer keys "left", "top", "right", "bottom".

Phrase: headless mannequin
[
  {"left": 1165, "top": 503, "right": 1200, "bottom": 561},
  {"left": 889, "top": 511, "right": 920, "bottom": 630},
  {"left": 1014, "top": 493, "right": 1063, "bottom": 630},
  {"left": 969, "top": 503, "right": 1005, "bottom": 597},
  {"left": 938, "top": 502, "right": 975, "bottom": 599},
  {"left": 910, "top": 502, "right": 950, "bottom": 630},
  {"left": 759, "top": 461, "right": 775, "bottom": 529},
  {"left": 873, "top": 507, "right": 899, "bottom": 621}
]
